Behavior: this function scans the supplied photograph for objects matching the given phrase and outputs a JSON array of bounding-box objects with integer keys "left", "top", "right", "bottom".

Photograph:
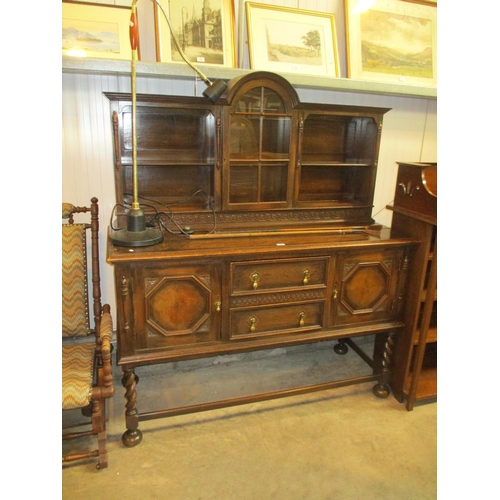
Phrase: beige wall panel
[{"left": 421, "top": 99, "right": 437, "bottom": 162}]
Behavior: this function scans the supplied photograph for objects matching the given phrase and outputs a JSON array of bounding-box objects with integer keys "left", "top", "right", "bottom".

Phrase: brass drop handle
[
  {"left": 249, "top": 316, "right": 257, "bottom": 332},
  {"left": 250, "top": 272, "right": 260, "bottom": 290},
  {"left": 215, "top": 299, "right": 221, "bottom": 312},
  {"left": 302, "top": 269, "right": 310, "bottom": 285},
  {"left": 299, "top": 311, "right": 306, "bottom": 327},
  {"left": 398, "top": 181, "right": 420, "bottom": 197},
  {"left": 333, "top": 286, "right": 338, "bottom": 300}
]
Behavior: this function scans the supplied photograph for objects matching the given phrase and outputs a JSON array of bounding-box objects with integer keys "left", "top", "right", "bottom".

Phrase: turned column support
[
  {"left": 373, "top": 331, "right": 396, "bottom": 398},
  {"left": 121, "top": 368, "right": 143, "bottom": 447}
]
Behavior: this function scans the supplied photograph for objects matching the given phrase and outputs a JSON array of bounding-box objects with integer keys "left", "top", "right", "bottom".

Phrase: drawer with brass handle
[
  {"left": 231, "top": 257, "right": 328, "bottom": 294},
  {"left": 229, "top": 301, "right": 324, "bottom": 340}
]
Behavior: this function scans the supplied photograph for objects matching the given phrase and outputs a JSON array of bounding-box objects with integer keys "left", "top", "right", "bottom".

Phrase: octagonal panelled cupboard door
[
  {"left": 129, "top": 263, "right": 222, "bottom": 352},
  {"left": 331, "top": 248, "right": 405, "bottom": 326}
]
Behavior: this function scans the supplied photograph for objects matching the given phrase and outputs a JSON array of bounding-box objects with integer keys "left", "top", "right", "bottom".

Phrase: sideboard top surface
[{"left": 107, "top": 227, "right": 416, "bottom": 264}]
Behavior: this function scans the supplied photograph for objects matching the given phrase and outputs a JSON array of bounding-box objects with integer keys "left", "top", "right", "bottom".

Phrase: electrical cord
[
  {"left": 109, "top": 204, "right": 127, "bottom": 231},
  {"left": 117, "top": 190, "right": 217, "bottom": 236},
  {"left": 371, "top": 199, "right": 394, "bottom": 219},
  {"left": 109, "top": 202, "right": 163, "bottom": 232}
]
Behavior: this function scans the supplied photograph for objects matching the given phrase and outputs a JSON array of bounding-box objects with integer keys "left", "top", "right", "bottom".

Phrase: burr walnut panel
[
  {"left": 342, "top": 263, "right": 389, "bottom": 312},
  {"left": 333, "top": 249, "right": 405, "bottom": 326},
  {"left": 146, "top": 276, "right": 211, "bottom": 337},
  {"left": 128, "top": 263, "right": 222, "bottom": 351}
]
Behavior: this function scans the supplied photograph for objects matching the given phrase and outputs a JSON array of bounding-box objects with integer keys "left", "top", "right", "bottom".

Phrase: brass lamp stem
[
  {"left": 109, "top": 0, "right": 163, "bottom": 247},
  {"left": 130, "top": 0, "right": 139, "bottom": 211}
]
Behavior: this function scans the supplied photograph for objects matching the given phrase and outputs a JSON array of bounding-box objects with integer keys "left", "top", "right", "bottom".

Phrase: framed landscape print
[
  {"left": 345, "top": 0, "right": 437, "bottom": 87},
  {"left": 155, "top": 0, "right": 236, "bottom": 67},
  {"left": 62, "top": 1, "right": 137, "bottom": 60},
  {"left": 246, "top": 3, "right": 340, "bottom": 77}
]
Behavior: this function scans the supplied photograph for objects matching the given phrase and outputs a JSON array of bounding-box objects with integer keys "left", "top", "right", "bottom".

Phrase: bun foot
[
  {"left": 334, "top": 340, "right": 348, "bottom": 355},
  {"left": 373, "top": 383, "right": 390, "bottom": 399},
  {"left": 122, "top": 428, "right": 143, "bottom": 447}
]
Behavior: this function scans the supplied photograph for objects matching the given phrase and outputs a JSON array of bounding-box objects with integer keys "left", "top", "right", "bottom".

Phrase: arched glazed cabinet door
[{"left": 222, "top": 72, "right": 299, "bottom": 210}]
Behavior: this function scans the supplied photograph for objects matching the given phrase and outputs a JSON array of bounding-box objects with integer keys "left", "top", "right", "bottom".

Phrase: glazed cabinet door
[
  {"left": 224, "top": 83, "right": 296, "bottom": 210},
  {"left": 116, "top": 262, "right": 222, "bottom": 358},
  {"left": 331, "top": 248, "right": 406, "bottom": 327}
]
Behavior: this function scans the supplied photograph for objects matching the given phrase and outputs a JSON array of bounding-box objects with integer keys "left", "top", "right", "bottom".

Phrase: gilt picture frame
[
  {"left": 246, "top": 3, "right": 340, "bottom": 77},
  {"left": 344, "top": 0, "right": 437, "bottom": 87},
  {"left": 154, "top": 0, "right": 236, "bottom": 68},
  {"left": 62, "top": 1, "right": 138, "bottom": 60}
]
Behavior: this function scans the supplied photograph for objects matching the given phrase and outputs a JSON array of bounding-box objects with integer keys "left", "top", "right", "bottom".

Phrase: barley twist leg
[
  {"left": 121, "top": 368, "right": 143, "bottom": 447},
  {"left": 373, "top": 331, "right": 395, "bottom": 399}
]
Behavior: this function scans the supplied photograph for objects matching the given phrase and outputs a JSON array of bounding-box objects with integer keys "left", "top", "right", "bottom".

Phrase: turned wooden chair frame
[{"left": 62, "top": 197, "right": 114, "bottom": 470}]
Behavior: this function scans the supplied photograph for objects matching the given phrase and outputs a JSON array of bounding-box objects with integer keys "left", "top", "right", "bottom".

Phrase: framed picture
[
  {"left": 345, "top": 0, "right": 437, "bottom": 87},
  {"left": 155, "top": 0, "right": 236, "bottom": 67},
  {"left": 62, "top": 1, "right": 138, "bottom": 60},
  {"left": 246, "top": 3, "right": 340, "bottom": 78}
]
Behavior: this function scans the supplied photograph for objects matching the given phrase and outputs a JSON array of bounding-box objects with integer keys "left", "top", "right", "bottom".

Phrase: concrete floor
[{"left": 62, "top": 336, "right": 437, "bottom": 499}]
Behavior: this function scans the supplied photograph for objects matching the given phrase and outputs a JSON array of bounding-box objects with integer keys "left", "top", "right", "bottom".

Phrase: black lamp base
[
  {"left": 110, "top": 207, "right": 163, "bottom": 247},
  {"left": 110, "top": 227, "right": 163, "bottom": 247}
]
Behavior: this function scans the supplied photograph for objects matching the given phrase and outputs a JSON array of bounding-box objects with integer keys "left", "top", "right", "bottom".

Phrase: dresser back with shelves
[{"left": 106, "top": 71, "right": 390, "bottom": 233}]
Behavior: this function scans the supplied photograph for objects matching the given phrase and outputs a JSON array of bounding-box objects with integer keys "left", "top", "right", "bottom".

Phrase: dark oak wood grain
[
  {"left": 106, "top": 72, "right": 417, "bottom": 445},
  {"left": 389, "top": 162, "right": 437, "bottom": 410}
]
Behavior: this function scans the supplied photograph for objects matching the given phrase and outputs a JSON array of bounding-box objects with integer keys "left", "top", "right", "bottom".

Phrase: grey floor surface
[{"left": 62, "top": 337, "right": 437, "bottom": 499}]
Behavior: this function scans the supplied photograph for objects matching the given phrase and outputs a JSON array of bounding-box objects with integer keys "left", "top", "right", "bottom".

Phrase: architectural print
[{"left": 171, "top": 0, "right": 224, "bottom": 64}]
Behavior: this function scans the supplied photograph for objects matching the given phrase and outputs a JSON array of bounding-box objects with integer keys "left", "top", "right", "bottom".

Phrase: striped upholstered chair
[{"left": 62, "top": 198, "right": 114, "bottom": 470}]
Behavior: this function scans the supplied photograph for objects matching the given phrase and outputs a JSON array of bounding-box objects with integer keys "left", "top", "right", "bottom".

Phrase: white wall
[{"left": 62, "top": 0, "right": 437, "bottom": 317}]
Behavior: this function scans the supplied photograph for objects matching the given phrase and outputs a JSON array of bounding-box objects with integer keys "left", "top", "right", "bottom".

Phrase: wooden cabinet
[
  {"left": 390, "top": 162, "right": 437, "bottom": 410},
  {"left": 106, "top": 72, "right": 417, "bottom": 446}
]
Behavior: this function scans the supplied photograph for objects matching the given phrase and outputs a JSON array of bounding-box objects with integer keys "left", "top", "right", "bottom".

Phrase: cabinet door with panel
[
  {"left": 117, "top": 262, "right": 223, "bottom": 357},
  {"left": 331, "top": 248, "right": 406, "bottom": 327}
]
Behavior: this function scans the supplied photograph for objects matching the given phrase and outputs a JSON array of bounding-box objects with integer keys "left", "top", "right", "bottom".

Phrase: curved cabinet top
[{"left": 223, "top": 71, "right": 300, "bottom": 110}]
